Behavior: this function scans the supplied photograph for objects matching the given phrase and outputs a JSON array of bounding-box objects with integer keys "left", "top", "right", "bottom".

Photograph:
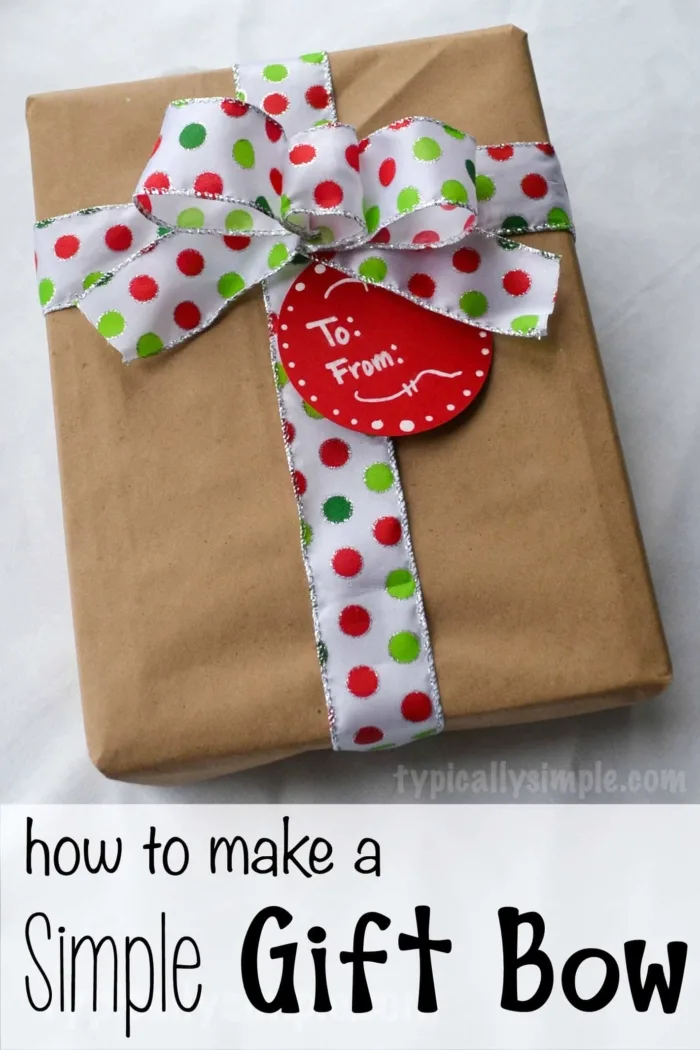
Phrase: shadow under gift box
[{"left": 26, "top": 25, "right": 672, "bottom": 784}]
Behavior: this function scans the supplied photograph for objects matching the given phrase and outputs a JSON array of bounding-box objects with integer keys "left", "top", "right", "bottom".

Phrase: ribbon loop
[
  {"left": 134, "top": 98, "right": 291, "bottom": 236},
  {"left": 358, "top": 119, "right": 478, "bottom": 249},
  {"left": 283, "top": 124, "right": 367, "bottom": 246}
]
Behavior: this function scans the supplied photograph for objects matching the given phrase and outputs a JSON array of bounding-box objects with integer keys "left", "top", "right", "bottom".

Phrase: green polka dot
[
  {"left": 358, "top": 257, "right": 387, "bottom": 283},
  {"left": 301, "top": 520, "right": 313, "bottom": 546},
  {"left": 179, "top": 123, "right": 206, "bottom": 149},
  {"left": 82, "top": 271, "right": 105, "bottom": 291},
  {"left": 157, "top": 226, "right": 171, "bottom": 237},
  {"left": 235, "top": 88, "right": 247, "bottom": 102},
  {"left": 225, "top": 209, "right": 253, "bottom": 232},
  {"left": 313, "top": 119, "right": 331, "bottom": 127},
  {"left": 323, "top": 495, "right": 353, "bottom": 523},
  {"left": 303, "top": 401, "right": 324, "bottom": 419},
  {"left": 263, "top": 63, "right": 288, "bottom": 82},
  {"left": 232, "top": 139, "right": 255, "bottom": 169},
  {"left": 511, "top": 314, "right": 539, "bottom": 334},
  {"left": 413, "top": 136, "right": 442, "bottom": 162},
  {"left": 35, "top": 218, "right": 54, "bottom": 229},
  {"left": 291, "top": 252, "right": 307, "bottom": 265},
  {"left": 316, "top": 225, "right": 334, "bottom": 244},
  {"left": 317, "top": 641, "right": 328, "bottom": 666},
  {"left": 267, "top": 243, "right": 288, "bottom": 269},
  {"left": 371, "top": 743, "right": 397, "bottom": 751},
  {"left": 217, "top": 272, "right": 245, "bottom": 299},
  {"left": 280, "top": 194, "right": 291, "bottom": 216},
  {"left": 136, "top": 332, "right": 164, "bottom": 358},
  {"left": 97, "top": 311, "right": 125, "bottom": 339},
  {"left": 275, "top": 362, "right": 288, "bottom": 387},
  {"left": 475, "top": 174, "right": 495, "bottom": 202},
  {"left": 364, "top": 462, "right": 394, "bottom": 493},
  {"left": 412, "top": 728, "right": 438, "bottom": 741},
  {"left": 443, "top": 124, "right": 466, "bottom": 139},
  {"left": 255, "top": 195, "right": 272, "bottom": 216},
  {"left": 397, "top": 186, "right": 421, "bottom": 213},
  {"left": 547, "top": 206, "right": 571, "bottom": 228},
  {"left": 287, "top": 213, "right": 306, "bottom": 229},
  {"left": 460, "top": 290, "right": 489, "bottom": 318},
  {"left": 385, "top": 569, "right": 416, "bottom": 600},
  {"left": 465, "top": 159, "right": 476, "bottom": 183},
  {"left": 177, "top": 207, "right": 205, "bottom": 228},
  {"left": 498, "top": 237, "right": 519, "bottom": 251},
  {"left": 502, "top": 214, "right": 528, "bottom": 233},
  {"left": 38, "top": 278, "right": 55, "bottom": 306},
  {"left": 389, "top": 631, "right": 420, "bottom": 664},
  {"left": 78, "top": 207, "right": 99, "bottom": 216},
  {"left": 441, "top": 179, "right": 468, "bottom": 205},
  {"left": 364, "top": 205, "right": 380, "bottom": 234},
  {"left": 172, "top": 99, "right": 188, "bottom": 107},
  {"left": 301, "top": 52, "right": 324, "bottom": 63}
]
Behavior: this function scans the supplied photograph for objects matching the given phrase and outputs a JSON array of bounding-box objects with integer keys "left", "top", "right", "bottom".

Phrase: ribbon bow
[{"left": 34, "top": 102, "right": 571, "bottom": 363}]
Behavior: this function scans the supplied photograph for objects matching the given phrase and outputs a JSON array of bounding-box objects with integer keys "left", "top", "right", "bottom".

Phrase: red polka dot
[
  {"left": 371, "top": 227, "right": 391, "bottom": 244},
  {"left": 54, "top": 234, "right": 80, "bottom": 260},
  {"left": 223, "top": 235, "right": 251, "bottom": 251},
  {"left": 486, "top": 144, "right": 514, "bottom": 162},
  {"left": 332, "top": 547, "right": 363, "bottom": 578},
  {"left": 143, "top": 171, "right": 170, "bottom": 192},
  {"left": 536, "top": 143, "right": 555, "bottom": 156},
  {"left": 401, "top": 691, "right": 432, "bottom": 723},
  {"left": 128, "top": 274, "right": 158, "bottom": 301},
  {"left": 293, "top": 470, "right": 307, "bottom": 496},
  {"left": 502, "top": 269, "right": 532, "bottom": 296},
  {"left": 193, "top": 171, "right": 223, "bottom": 196},
  {"left": 289, "top": 143, "right": 317, "bottom": 165},
  {"left": 354, "top": 726, "right": 384, "bottom": 746},
  {"left": 463, "top": 214, "right": 476, "bottom": 231},
  {"left": 339, "top": 605, "right": 371, "bottom": 637},
  {"left": 33, "top": 251, "right": 37, "bottom": 271},
  {"left": 265, "top": 117, "right": 283, "bottom": 142},
  {"left": 347, "top": 666, "right": 378, "bottom": 697},
  {"left": 314, "top": 180, "right": 343, "bottom": 208},
  {"left": 319, "top": 438, "right": 350, "bottom": 468},
  {"left": 379, "top": 158, "right": 396, "bottom": 186},
  {"left": 176, "top": 249, "right": 205, "bottom": 277},
  {"left": 150, "top": 135, "right": 162, "bottom": 157},
  {"left": 412, "top": 230, "right": 440, "bottom": 245},
  {"left": 407, "top": 273, "right": 435, "bottom": 299},
  {"left": 521, "top": 173, "right": 548, "bottom": 199},
  {"left": 345, "top": 144, "right": 360, "bottom": 171},
  {"left": 268, "top": 312, "right": 280, "bottom": 335},
  {"left": 305, "top": 84, "right": 329, "bottom": 110},
  {"left": 373, "top": 516, "right": 402, "bottom": 546},
  {"left": 269, "top": 167, "right": 284, "bottom": 196},
  {"left": 452, "top": 246, "right": 481, "bottom": 273},
  {"left": 221, "top": 98, "right": 248, "bottom": 117},
  {"left": 263, "top": 93, "right": 289, "bottom": 116},
  {"left": 135, "top": 194, "right": 152, "bottom": 213},
  {"left": 173, "top": 301, "right": 201, "bottom": 330},
  {"left": 358, "top": 137, "right": 370, "bottom": 154},
  {"left": 389, "top": 118, "right": 411, "bottom": 130},
  {"left": 440, "top": 203, "right": 458, "bottom": 211},
  {"left": 105, "top": 225, "right": 133, "bottom": 252},
  {"left": 283, "top": 420, "right": 295, "bottom": 444}
]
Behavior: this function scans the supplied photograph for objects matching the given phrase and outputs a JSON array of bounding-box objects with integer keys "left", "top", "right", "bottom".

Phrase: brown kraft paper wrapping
[{"left": 26, "top": 25, "right": 672, "bottom": 784}]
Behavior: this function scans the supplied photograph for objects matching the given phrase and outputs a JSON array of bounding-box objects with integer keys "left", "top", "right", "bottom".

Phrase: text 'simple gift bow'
[{"left": 34, "top": 53, "right": 573, "bottom": 752}]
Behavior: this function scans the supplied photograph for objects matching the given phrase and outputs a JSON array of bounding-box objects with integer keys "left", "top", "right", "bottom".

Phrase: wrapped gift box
[{"left": 26, "top": 25, "right": 671, "bottom": 783}]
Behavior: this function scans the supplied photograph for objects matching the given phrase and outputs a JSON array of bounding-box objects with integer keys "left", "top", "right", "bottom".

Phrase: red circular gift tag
[{"left": 278, "top": 263, "right": 493, "bottom": 436}]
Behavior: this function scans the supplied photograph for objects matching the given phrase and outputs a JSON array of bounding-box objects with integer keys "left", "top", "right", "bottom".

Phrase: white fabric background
[{"left": 1, "top": 0, "right": 698, "bottom": 805}]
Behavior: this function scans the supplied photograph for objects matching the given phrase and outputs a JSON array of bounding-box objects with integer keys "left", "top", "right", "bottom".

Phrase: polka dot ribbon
[
  {"left": 33, "top": 52, "right": 574, "bottom": 752},
  {"left": 33, "top": 63, "right": 572, "bottom": 359}
]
